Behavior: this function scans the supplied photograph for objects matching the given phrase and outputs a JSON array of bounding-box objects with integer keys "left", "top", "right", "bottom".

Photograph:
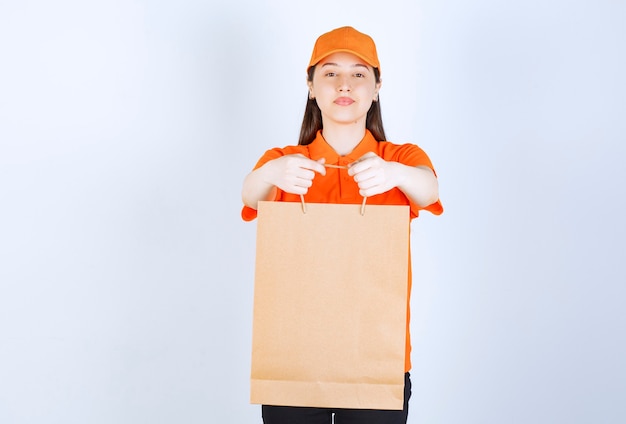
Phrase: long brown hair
[{"left": 298, "top": 66, "right": 386, "bottom": 146}]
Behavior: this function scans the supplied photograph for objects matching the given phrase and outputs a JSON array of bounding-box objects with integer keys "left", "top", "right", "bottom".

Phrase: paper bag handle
[
  {"left": 298, "top": 162, "right": 367, "bottom": 215},
  {"left": 299, "top": 194, "right": 367, "bottom": 216}
]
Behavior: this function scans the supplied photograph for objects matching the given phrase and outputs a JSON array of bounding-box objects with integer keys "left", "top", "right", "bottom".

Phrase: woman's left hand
[
  {"left": 347, "top": 152, "right": 401, "bottom": 197},
  {"left": 348, "top": 152, "right": 440, "bottom": 207}
]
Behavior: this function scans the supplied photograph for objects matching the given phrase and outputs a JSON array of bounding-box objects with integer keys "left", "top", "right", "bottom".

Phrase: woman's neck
[{"left": 321, "top": 123, "right": 366, "bottom": 156}]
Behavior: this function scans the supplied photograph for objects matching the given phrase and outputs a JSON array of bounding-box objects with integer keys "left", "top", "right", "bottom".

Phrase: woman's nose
[{"left": 337, "top": 76, "right": 351, "bottom": 91}]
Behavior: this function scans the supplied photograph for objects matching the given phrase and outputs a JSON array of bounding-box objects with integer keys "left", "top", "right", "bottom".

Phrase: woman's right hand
[
  {"left": 262, "top": 154, "right": 326, "bottom": 195},
  {"left": 242, "top": 154, "right": 326, "bottom": 209}
]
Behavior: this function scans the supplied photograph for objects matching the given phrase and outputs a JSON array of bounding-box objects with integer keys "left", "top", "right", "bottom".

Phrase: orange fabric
[
  {"left": 308, "top": 26, "right": 380, "bottom": 73},
  {"left": 242, "top": 130, "right": 443, "bottom": 372}
]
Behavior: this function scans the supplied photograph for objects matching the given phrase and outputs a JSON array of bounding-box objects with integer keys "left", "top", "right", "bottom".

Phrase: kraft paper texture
[{"left": 251, "top": 201, "right": 410, "bottom": 410}]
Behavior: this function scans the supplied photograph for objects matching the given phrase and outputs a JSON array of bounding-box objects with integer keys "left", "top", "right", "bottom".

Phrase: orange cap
[{"left": 307, "top": 26, "right": 380, "bottom": 73}]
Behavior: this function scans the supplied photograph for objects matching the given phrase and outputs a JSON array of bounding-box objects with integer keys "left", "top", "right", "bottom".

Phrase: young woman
[{"left": 241, "top": 26, "right": 443, "bottom": 424}]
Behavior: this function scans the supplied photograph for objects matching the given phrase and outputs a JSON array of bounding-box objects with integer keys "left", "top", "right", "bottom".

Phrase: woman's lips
[{"left": 334, "top": 97, "right": 355, "bottom": 106}]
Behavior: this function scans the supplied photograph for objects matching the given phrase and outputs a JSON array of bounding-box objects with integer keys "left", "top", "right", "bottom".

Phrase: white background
[{"left": 1, "top": 1, "right": 625, "bottom": 423}]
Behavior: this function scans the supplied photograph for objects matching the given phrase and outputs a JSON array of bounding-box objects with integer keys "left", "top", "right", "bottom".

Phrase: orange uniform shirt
[{"left": 242, "top": 130, "right": 443, "bottom": 372}]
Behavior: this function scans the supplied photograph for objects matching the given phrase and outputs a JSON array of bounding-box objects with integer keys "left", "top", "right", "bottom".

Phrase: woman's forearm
[
  {"left": 241, "top": 166, "right": 278, "bottom": 210},
  {"left": 392, "top": 163, "right": 440, "bottom": 208}
]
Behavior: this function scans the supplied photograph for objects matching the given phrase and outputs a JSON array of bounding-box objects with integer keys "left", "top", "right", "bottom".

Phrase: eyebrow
[{"left": 320, "top": 62, "right": 370, "bottom": 70}]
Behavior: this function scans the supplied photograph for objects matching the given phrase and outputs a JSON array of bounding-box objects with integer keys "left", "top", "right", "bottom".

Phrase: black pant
[{"left": 262, "top": 373, "right": 411, "bottom": 424}]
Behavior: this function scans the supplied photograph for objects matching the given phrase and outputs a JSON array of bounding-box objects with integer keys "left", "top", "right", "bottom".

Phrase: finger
[
  {"left": 307, "top": 157, "right": 326, "bottom": 175},
  {"left": 348, "top": 153, "right": 378, "bottom": 175},
  {"left": 297, "top": 161, "right": 325, "bottom": 176},
  {"left": 303, "top": 168, "right": 318, "bottom": 181},
  {"left": 351, "top": 152, "right": 377, "bottom": 166},
  {"left": 358, "top": 181, "right": 386, "bottom": 197},
  {"left": 290, "top": 156, "right": 325, "bottom": 176},
  {"left": 280, "top": 175, "right": 314, "bottom": 194},
  {"left": 348, "top": 160, "right": 368, "bottom": 176},
  {"left": 355, "top": 174, "right": 379, "bottom": 190},
  {"left": 293, "top": 176, "right": 313, "bottom": 189},
  {"left": 351, "top": 165, "right": 379, "bottom": 183}
]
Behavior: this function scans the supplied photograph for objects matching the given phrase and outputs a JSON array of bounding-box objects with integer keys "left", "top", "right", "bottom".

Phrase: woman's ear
[
  {"left": 307, "top": 80, "right": 315, "bottom": 99},
  {"left": 373, "top": 79, "right": 382, "bottom": 101}
]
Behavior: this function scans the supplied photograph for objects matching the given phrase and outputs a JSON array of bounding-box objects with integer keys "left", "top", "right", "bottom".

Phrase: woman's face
[{"left": 308, "top": 52, "right": 381, "bottom": 128}]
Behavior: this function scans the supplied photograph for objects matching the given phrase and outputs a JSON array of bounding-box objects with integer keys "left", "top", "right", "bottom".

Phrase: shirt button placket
[{"left": 339, "top": 159, "right": 349, "bottom": 200}]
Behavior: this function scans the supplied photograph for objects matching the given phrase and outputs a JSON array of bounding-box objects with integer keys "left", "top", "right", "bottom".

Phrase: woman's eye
[
  {"left": 354, "top": 73, "right": 364, "bottom": 78},
  {"left": 325, "top": 72, "right": 336, "bottom": 77}
]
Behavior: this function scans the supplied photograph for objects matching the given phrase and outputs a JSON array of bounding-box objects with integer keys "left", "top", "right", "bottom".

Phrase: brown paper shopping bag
[{"left": 250, "top": 200, "right": 410, "bottom": 410}]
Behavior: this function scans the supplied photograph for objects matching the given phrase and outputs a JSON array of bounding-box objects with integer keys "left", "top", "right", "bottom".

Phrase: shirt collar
[{"left": 308, "top": 130, "right": 379, "bottom": 164}]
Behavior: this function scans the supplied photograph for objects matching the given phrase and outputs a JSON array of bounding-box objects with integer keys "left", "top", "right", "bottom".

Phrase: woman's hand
[
  {"left": 264, "top": 154, "right": 326, "bottom": 195},
  {"left": 348, "top": 152, "right": 439, "bottom": 207},
  {"left": 348, "top": 152, "right": 399, "bottom": 197},
  {"left": 242, "top": 154, "right": 326, "bottom": 209}
]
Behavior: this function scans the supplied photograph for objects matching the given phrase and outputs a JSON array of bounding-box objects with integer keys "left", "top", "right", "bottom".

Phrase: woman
[{"left": 241, "top": 26, "right": 443, "bottom": 424}]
